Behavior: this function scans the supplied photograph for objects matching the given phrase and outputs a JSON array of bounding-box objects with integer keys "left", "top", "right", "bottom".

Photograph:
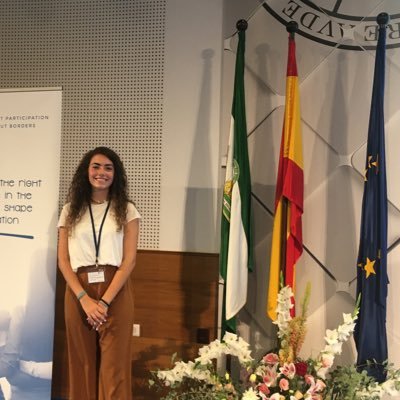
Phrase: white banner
[{"left": 0, "top": 89, "right": 62, "bottom": 400}]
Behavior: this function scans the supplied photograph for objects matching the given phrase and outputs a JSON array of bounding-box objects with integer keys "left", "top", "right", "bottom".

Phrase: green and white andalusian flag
[{"left": 220, "top": 26, "right": 253, "bottom": 337}]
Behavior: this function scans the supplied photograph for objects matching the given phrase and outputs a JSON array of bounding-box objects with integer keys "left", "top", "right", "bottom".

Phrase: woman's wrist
[
  {"left": 77, "top": 290, "right": 87, "bottom": 301},
  {"left": 99, "top": 298, "right": 110, "bottom": 309}
]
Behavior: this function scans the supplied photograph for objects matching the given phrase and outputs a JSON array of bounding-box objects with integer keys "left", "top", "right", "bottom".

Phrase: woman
[{"left": 57, "top": 147, "right": 140, "bottom": 400}]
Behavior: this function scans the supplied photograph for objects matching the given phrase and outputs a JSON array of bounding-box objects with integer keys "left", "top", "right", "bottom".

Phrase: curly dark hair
[{"left": 65, "top": 147, "right": 130, "bottom": 231}]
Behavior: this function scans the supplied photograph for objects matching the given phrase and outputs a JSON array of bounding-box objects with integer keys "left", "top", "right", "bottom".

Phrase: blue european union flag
[{"left": 354, "top": 13, "right": 389, "bottom": 383}]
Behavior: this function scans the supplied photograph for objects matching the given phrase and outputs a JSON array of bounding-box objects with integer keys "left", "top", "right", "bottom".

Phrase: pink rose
[
  {"left": 263, "top": 353, "right": 279, "bottom": 365},
  {"left": 258, "top": 383, "right": 270, "bottom": 395},
  {"left": 279, "top": 378, "right": 289, "bottom": 391}
]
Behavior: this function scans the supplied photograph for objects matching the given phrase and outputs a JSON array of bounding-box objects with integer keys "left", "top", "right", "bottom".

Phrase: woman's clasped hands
[{"left": 80, "top": 296, "right": 108, "bottom": 330}]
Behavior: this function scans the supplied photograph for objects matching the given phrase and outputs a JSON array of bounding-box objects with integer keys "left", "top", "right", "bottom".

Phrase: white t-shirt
[{"left": 58, "top": 201, "right": 140, "bottom": 272}]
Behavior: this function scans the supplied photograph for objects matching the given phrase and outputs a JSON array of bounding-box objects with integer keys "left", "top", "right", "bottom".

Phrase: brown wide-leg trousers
[{"left": 64, "top": 265, "right": 134, "bottom": 400}]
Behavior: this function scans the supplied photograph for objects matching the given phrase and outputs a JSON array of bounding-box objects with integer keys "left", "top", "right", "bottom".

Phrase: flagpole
[
  {"left": 376, "top": 12, "right": 389, "bottom": 27},
  {"left": 279, "top": 21, "right": 299, "bottom": 283},
  {"left": 286, "top": 20, "right": 298, "bottom": 39},
  {"left": 236, "top": 18, "right": 248, "bottom": 32}
]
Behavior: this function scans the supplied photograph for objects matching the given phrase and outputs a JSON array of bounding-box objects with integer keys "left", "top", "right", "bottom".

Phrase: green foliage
[
  {"left": 149, "top": 371, "right": 240, "bottom": 400},
  {"left": 326, "top": 365, "right": 376, "bottom": 400}
]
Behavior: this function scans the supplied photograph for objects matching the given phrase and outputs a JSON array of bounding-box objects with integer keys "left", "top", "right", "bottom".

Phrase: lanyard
[{"left": 88, "top": 201, "right": 111, "bottom": 267}]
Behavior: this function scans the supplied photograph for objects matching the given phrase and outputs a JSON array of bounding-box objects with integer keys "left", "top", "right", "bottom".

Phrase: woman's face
[{"left": 88, "top": 154, "right": 115, "bottom": 193}]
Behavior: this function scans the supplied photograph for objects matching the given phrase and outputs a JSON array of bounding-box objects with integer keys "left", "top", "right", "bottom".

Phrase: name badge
[{"left": 88, "top": 270, "right": 105, "bottom": 283}]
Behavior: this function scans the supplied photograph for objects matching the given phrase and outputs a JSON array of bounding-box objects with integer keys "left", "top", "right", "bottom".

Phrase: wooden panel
[
  {"left": 134, "top": 251, "right": 219, "bottom": 282},
  {"left": 51, "top": 250, "right": 219, "bottom": 399},
  {"left": 132, "top": 251, "right": 219, "bottom": 398},
  {"left": 134, "top": 281, "right": 217, "bottom": 341}
]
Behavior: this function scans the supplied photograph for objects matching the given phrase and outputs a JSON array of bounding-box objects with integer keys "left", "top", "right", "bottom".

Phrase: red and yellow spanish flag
[{"left": 267, "top": 34, "right": 304, "bottom": 321}]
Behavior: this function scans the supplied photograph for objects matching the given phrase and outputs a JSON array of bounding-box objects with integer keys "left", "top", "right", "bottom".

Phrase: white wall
[{"left": 160, "top": 0, "right": 224, "bottom": 252}]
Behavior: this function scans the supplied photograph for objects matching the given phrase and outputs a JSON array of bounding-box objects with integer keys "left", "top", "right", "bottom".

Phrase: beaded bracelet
[{"left": 77, "top": 290, "right": 87, "bottom": 301}]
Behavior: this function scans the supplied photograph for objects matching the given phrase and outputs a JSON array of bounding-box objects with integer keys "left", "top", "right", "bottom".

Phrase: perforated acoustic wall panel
[{"left": 0, "top": 0, "right": 166, "bottom": 249}]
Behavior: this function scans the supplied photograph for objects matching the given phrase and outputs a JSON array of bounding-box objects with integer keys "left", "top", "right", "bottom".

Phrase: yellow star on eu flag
[
  {"left": 364, "top": 257, "right": 376, "bottom": 278},
  {"left": 365, "top": 155, "right": 379, "bottom": 181}
]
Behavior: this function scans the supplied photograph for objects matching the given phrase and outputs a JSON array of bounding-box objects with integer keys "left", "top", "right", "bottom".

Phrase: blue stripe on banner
[{"left": 0, "top": 232, "right": 34, "bottom": 239}]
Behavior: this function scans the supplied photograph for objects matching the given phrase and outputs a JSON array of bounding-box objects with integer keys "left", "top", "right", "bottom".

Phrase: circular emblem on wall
[{"left": 263, "top": 0, "right": 400, "bottom": 50}]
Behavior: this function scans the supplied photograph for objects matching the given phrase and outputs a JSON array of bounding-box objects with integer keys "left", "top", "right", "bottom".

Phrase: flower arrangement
[{"left": 149, "top": 285, "right": 400, "bottom": 399}]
